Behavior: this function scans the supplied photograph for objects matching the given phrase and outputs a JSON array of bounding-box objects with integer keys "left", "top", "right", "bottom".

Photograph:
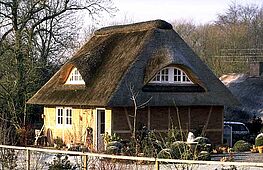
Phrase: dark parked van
[{"left": 224, "top": 121, "right": 250, "bottom": 144}]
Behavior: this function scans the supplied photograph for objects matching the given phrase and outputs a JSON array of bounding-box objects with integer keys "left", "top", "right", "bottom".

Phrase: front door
[{"left": 95, "top": 109, "right": 105, "bottom": 151}]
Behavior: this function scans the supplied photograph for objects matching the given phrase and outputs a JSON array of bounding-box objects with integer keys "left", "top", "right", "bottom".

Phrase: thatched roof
[
  {"left": 220, "top": 73, "right": 263, "bottom": 118},
  {"left": 27, "top": 20, "right": 237, "bottom": 107}
]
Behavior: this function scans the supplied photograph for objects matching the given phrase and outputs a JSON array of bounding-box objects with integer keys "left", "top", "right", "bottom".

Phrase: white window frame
[
  {"left": 56, "top": 107, "right": 73, "bottom": 127},
  {"left": 65, "top": 107, "right": 72, "bottom": 126},
  {"left": 56, "top": 107, "right": 64, "bottom": 126},
  {"left": 150, "top": 67, "right": 193, "bottom": 84},
  {"left": 65, "top": 67, "right": 85, "bottom": 85}
]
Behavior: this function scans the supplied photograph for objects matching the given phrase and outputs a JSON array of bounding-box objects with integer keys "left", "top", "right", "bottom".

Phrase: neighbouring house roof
[
  {"left": 220, "top": 73, "right": 263, "bottom": 118},
  {"left": 27, "top": 20, "right": 238, "bottom": 107}
]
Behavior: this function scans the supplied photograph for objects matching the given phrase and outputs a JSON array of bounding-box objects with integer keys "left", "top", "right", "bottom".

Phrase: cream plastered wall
[
  {"left": 43, "top": 107, "right": 111, "bottom": 146},
  {"left": 105, "top": 109, "right": 112, "bottom": 135}
]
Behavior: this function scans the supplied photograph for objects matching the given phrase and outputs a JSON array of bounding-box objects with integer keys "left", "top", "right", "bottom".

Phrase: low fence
[{"left": 0, "top": 145, "right": 263, "bottom": 170}]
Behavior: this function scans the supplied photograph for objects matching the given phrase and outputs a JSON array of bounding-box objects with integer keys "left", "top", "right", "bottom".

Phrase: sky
[{"left": 105, "top": 0, "right": 263, "bottom": 25}]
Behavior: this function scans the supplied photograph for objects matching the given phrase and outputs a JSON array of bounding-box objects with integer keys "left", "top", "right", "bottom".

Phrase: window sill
[
  {"left": 142, "top": 84, "right": 205, "bottom": 92},
  {"left": 56, "top": 124, "right": 72, "bottom": 128}
]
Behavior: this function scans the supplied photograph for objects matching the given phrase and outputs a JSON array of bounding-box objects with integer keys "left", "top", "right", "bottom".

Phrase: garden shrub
[
  {"left": 106, "top": 141, "right": 123, "bottom": 154},
  {"left": 103, "top": 127, "right": 211, "bottom": 161},
  {"left": 138, "top": 130, "right": 162, "bottom": 157},
  {"left": 198, "top": 151, "right": 211, "bottom": 161},
  {"left": 106, "top": 146, "right": 120, "bottom": 155},
  {"left": 107, "top": 141, "right": 122, "bottom": 149},
  {"left": 170, "top": 142, "right": 193, "bottom": 159},
  {"left": 157, "top": 148, "right": 173, "bottom": 159},
  {"left": 233, "top": 140, "right": 251, "bottom": 152},
  {"left": 103, "top": 133, "right": 120, "bottom": 145},
  {"left": 165, "top": 127, "right": 181, "bottom": 145},
  {"left": 193, "top": 137, "right": 211, "bottom": 144},
  {"left": 16, "top": 126, "right": 35, "bottom": 146},
  {"left": 141, "top": 138, "right": 157, "bottom": 157},
  {"left": 194, "top": 137, "right": 212, "bottom": 152},
  {"left": 53, "top": 137, "right": 64, "bottom": 149},
  {"left": 255, "top": 135, "right": 263, "bottom": 146}
]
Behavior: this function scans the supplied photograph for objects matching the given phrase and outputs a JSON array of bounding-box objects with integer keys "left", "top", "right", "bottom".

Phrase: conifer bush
[
  {"left": 255, "top": 135, "right": 263, "bottom": 146},
  {"left": 233, "top": 140, "right": 251, "bottom": 152}
]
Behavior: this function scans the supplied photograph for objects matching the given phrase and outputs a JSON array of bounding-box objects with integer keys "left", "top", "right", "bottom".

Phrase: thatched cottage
[{"left": 28, "top": 20, "right": 237, "bottom": 150}]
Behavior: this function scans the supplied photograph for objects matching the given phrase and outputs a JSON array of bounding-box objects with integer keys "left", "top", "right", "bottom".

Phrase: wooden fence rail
[{"left": 0, "top": 145, "right": 263, "bottom": 170}]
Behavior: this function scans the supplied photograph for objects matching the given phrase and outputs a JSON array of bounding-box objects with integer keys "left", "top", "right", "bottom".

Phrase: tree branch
[
  {"left": 0, "top": 1, "right": 12, "bottom": 7},
  {"left": 137, "top": 97, "right": 152, "bottom": 109},
  {"left": 0, "top": 11, "right": 12, "bottom": 19},
  {"left": 0, "top": 28, "right": 13, "bottom": 45}
]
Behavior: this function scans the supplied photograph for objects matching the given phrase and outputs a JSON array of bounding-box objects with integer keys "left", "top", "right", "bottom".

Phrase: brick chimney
[{"left": 250, "top": 62, "right": 263, "bottom": 77}]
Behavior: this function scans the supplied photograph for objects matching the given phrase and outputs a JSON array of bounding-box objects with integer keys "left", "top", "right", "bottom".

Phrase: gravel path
[{"left": 211, "top": 152, "right": 263, "bottom": 162}]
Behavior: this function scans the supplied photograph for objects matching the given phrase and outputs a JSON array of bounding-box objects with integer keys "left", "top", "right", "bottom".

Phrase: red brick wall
[{"left": 112, "top": 106, "right": 223, "bottom": 144}]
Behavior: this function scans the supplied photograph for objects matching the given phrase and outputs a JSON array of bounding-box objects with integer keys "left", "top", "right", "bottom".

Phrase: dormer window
[
  {"left": 150, "top": 67, "right": 193, "bottom": 84},
  {"left": 65, "top": 67, "right": 85, "bottom": 84}
]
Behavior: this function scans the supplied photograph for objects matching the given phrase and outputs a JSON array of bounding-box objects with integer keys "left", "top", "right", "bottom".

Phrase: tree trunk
[{"left": 15, "top": 30, "right": 26, "bottom": 126}]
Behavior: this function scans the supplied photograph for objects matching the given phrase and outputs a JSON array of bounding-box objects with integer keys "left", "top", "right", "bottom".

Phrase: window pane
[
  {"left": 178, "top": 76, "right": 181, "bottom": 82},
  {"left": 178, "top": 69, "right": 181, "bottom": 75},
  {"left": 101, "top": 111, "right": 105, "bottom": 122},
  {"left": 174, "top": 68, "right": 182, "bottom": 82},
  {"left": 174, "top": 69, "right": 177, "bottom": 76},
  {"left": 67, "top": 68, "right": 85, "bottom": 84},
  {"left": 70, "top": 110, "right": 72, "bottom": 124},
  {"left": 74, "top": 75, "right": 78, "bottom": 81},
  {"left": 100, "top": 110, "right": 105, "bottom": 134},
  {"left": 151, "top": 67, "right": 193, "bottom": 84},
  {"left": 183, "top": 75, "right": 186, "bottom": 82},
  {"left": 57, "top": 108, "right": 63, "bottom": 124},
  {"left": 181, "top": 72, "right": 191, "bottom": 82},
  {"left": 156, "top": 72, "right": 160, "bottom": 81},
  {"left": 66, "top": 109, "right": 72, "bottom": 125},
  {"left": 174, "top": 76, "right": 177, "bottom": 81},
  {"left": 161, "top": 69, "right": 169, "bottom": 81},
  {"left": 101, "top": 124, "right": 105, "bottom": 134}
]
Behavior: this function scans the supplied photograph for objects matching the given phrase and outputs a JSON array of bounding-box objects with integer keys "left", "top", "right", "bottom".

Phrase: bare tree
[
  {"left": 128, "top": 84, "right": 152, "bottom": 154},
  {"left": 172, "top": 3, "right": 263, "bottom": 76},
  {"left": 0, "top": 0, "right": 116, "bottom": 144}
]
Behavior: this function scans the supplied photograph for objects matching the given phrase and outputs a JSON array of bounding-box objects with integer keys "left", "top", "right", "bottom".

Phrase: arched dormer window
[
  {"left": 65, "top": 67, "right": 85, "bottom": 85},
  {"left": 150, "top": 67, "right": 193, "bottom": 84}
]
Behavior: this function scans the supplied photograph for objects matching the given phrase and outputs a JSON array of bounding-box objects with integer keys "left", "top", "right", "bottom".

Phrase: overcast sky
[{"left": 107, "top": 0, "right": 263, "bottom": 25}]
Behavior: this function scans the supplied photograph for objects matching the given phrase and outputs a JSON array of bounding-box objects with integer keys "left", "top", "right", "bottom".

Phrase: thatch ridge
[{"left": 95, "top": 20, "right": 173, "bottom": 35}]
